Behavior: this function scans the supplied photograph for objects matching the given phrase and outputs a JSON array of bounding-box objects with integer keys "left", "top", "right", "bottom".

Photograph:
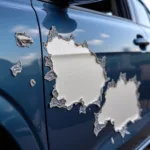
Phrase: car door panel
[
  {"left": 32, "top": 1, "right": 150, "bottom": 150},
  {"left": 0, "top": 1, "right": 48, "bottom": 149}
]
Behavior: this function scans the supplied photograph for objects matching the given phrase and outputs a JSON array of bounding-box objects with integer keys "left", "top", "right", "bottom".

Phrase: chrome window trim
[{"left": 134, "top": 136, "right": 150, "bottom": 150}]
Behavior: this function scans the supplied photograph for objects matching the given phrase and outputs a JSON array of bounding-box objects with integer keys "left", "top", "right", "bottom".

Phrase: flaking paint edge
[
  {"left": 94, "top": 73, "right": 141, "bottom": 138},
  {"left": 10, "top": 61, "right": 22, "bottom": 77}
]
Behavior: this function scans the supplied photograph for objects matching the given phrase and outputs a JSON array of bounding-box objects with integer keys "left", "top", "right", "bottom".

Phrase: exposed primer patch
[
  {"left": 44, "top": 70, "right": 57, "bottom": 82},
  {"left": 111, "top": 137, "right": 115, "bottom": 144},
  {"left": 15, "top": 32, "right": 33, "bottom": 47},
  {"left": 45, "top": 26, "right": 107, "bottom": 112},
  {"left": 30, "top": 79, "right": 36, "bottom": 87},
  {"left": 94, "top": 73, "right": 141, "bottom": 137},
  {"left": 10, "top": 61, "right": 22, "bottom": 77}
]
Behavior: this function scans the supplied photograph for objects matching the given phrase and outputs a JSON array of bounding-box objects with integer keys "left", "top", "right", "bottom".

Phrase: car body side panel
[
  {"left": 0, "top": 1, "right": 48, "bottom": 150},
  {"left": 33, "top": 1, "right": 150, "bottom": 150},
  {"left": 0, "top": 95, "right": 39, "bottom": 150}
]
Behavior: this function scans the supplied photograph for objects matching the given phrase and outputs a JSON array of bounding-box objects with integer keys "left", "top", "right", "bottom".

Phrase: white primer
[
  {"left": 30, "top": 79, "right": 36, "bottom": 87},
  {"left": 94, "top": 74, "right": 141, "bottom": 137},
  {"left": 45, "top": 27, "right": 106, "bottom": 109}
]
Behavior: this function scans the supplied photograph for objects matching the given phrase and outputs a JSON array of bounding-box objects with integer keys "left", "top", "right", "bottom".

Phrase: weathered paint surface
[
  {"left": 94, "top": 73, "right": 141, "bottom": 137},
  {"left": 44, "top": 26, "right": 142, "bottom": 138},
  {"left": 45, "top": 27, "right": 106, "bottom": 111},
  {"left": 15, "top": 32, "right": 34, "bottom": 47}
]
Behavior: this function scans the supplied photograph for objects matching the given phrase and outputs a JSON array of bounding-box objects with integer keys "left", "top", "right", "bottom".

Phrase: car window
[
  {"left": 133, "top": 0, "right": 150, "bottom": 27},
  {"left": 76, "top": 0, "right": 131, "bottom": 20},
  {"left": 142, "top": 0, "right": 150, "bottom": 11}
]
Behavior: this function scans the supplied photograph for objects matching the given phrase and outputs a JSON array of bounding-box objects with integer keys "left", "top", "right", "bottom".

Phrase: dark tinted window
[{"left": 77, "top": 0, "right": 130, "bottom": 19}]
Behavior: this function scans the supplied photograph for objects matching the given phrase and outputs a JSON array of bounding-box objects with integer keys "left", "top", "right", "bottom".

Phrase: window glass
[
  {"left": 77, "top": 0, "right": 128, "bottom": 19},
  {"left": 142, "top": 0, "right": 150, "bottom": 11},
  {"left": 134, "top": 0, "right": 150, "bottom": 27}
]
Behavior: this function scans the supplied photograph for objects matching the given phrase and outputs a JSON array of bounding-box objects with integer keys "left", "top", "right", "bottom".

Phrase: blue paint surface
[{"left": 0, "top": 0, "right": 48, "bottom": 149}]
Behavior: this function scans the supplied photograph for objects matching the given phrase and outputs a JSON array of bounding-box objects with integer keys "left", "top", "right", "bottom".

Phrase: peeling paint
[
  {"left": 119, "top": 126, "right": 130, "bottom": 138},
  {"left": 94, "top": 115, "right": 106, "bottom": 136},
  {"left": 45, "top": 55, "right": 53, "bottom": 69},
  {"left": 79, "top": 104, "right": 87, "bottom": 114},
  {"left": 15, "top": 32, "right": 33, "bottom": 47},
  {"left": 10, "top": 61, "right": 22, "bottom": 77},
  {"left": 94, "top": 73, "right": 141, "bottom": 137},
  {"left": 44, "top": 70, "right": 57, "bottom": 82},
  {"left": 30, "top": 79, "right": 36, "bottom": 87},
  {"left": 45, "top": 26, "right": 107, "bottom": 112}
]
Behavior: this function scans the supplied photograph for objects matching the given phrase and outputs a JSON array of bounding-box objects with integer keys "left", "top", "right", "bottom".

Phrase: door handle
[
  {"left": 134, "top": 35, "right": 149, "bottom": 51},
  {"left": 134, "top": 37, "right": 149, "bottom": 46}
]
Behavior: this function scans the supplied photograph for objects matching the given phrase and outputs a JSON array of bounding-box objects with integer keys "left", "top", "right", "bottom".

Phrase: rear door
[
  {"left": 32, "top": 0, "right": 150, "bottom": 149},
  {"left": 132, "top": 0, "right": 150, "bottom": 111}
]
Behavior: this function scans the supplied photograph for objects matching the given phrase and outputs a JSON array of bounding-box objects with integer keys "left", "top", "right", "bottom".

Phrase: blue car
[{"left": 0, "top": 0, "right": 150, "bottom": 149}]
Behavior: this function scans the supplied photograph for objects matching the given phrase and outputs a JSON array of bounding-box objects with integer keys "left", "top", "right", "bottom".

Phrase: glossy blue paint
[
  {"left": 0, "top": 95, "right": 39, "bottom": 150},
  {"left": 32, "top": 1, "right": 150, "bottom": 150},
  {"left": 0, "top": 0, "right": 48, "bottom": 149}
]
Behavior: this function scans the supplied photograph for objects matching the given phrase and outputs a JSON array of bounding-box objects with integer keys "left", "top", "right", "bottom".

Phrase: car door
[
  {"left": 32, "top": 0, "right": 150, "bottom": 149},
  {"left": 132, "top": 0, "right": 150, "bottom": 111},
  {"left": 0, "top": 0, "right": 48, "bottom": 149}
]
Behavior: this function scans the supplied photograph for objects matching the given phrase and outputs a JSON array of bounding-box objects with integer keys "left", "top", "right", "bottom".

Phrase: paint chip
[
  {"left": 10, "top": 61, "right": 22, "bottom": 77},
  {"left": 15, "top": 32, "right": 33, "bottom": 47},
  {"left": 45, "top": 55, "right": 53, "bottom": 69},
  {"left": 94, "top": 73, "right": 141, "bottom": 137},
  {"left": 45, "top": 26, "right": 106, "bottom": 112},
  {"left": 44, "top": 70, "right": 57, "bottom": 82},
  {"left": 94, "top": 121, "right": 106, "bottom": 136},
  {"left": 30, "top": 79, "right": 36, "bottom": 87}
]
